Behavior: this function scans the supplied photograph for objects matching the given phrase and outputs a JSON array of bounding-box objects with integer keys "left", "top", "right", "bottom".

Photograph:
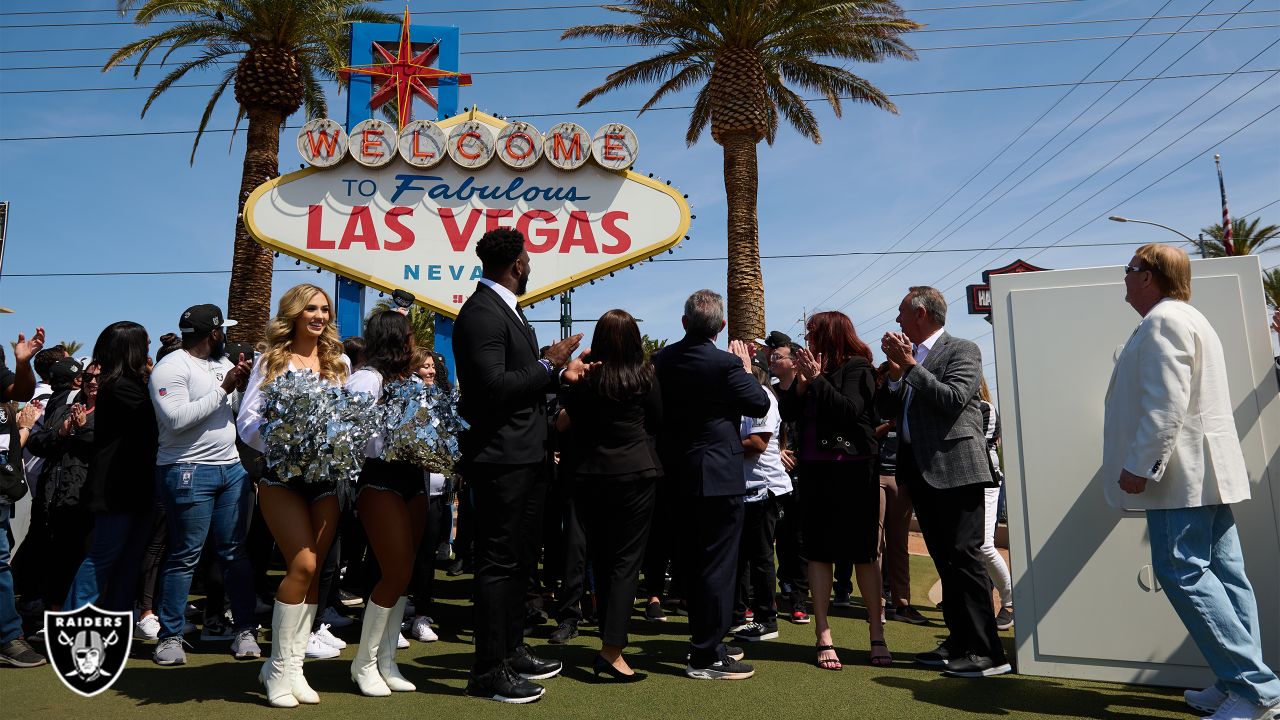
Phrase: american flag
[{"left": 1216, "top": 154, "right": 1235, "bottom": 256}]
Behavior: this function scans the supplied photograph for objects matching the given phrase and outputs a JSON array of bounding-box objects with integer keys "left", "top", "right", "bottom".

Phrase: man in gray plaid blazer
[{"left": 876, "top": 286, "right": 1009, "bottom": 678}]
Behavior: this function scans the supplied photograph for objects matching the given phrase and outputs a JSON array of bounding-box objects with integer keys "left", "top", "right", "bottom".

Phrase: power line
[
  {"left": 799, "top": 0, "right": 1187, "bottom": 318},
  {"left": 2, "top": 8, "right": 1273, "bottom": 31},
  {"left": 4, "top": 67, "right": 1275, "bottom": 141},
  {"left": 857, "top": 95, "right": 1280, "bottom": 334},
  {"left": 0, "top": 240, "right": 1168, "bottom": 280},
  {"left": 0, "top": 0, "right": 1095, "bottom": 17},
  {"left": 839, "top": 0, "right": 1260, "bottom": 317}
]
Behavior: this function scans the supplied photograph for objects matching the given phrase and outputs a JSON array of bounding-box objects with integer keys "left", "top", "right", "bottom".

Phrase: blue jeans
[
  {"left": 1148, "top": 505, "right": 1280, "bottom": 707},
  {"left": 155, "top": 462, "right": 255, "bottom": 638},
  {"left": 0, "top": 505, "right": 24, "bottom": 643},
  {"left": 65, "top": 509, "right": 155, "bottom": 612}
]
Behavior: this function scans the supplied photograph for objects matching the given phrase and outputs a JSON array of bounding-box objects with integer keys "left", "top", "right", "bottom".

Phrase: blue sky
[{"left": 2, "top": 0, "right": 1278, "bottom": 386}]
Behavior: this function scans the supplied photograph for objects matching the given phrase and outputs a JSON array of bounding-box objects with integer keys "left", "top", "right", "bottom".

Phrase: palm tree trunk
[
  {"left": 227, "top": 106, "right": 284, "bottom": 344},
  {"left": 721, "top": 131, "right": 765, "bottom": 342}
]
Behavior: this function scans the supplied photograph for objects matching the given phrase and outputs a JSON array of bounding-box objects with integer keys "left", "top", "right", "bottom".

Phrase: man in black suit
[
  {"left": 453, "top": 228, "right": 587, "bottom": 704},
  {"left": 653, "top": 289, "right": 770, "bottom": 680}
]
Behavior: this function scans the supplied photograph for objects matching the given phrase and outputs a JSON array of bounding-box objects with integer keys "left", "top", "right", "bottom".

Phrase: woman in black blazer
[
  {"left": 778, "top": 311, "right": 885, "bottom": 670},
  {"left": 65, "top": 321, "right": 159, "bottom": 612},
  {"left": 557, "top": 309, "right": 661, "bottom": 682}
]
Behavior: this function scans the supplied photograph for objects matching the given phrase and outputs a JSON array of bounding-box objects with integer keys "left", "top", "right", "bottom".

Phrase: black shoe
[
  {"left": 685, "top": 658, "right": 755, "bottom": 680},
  {"left": 446, "top": 559, "right": 466, "bottom": 577},
  {"left": 644, "top": 600, "right": 667, "bottom": 622},
  {"left": 893, "top": 604, "right": 929, "bottom": 625},
  {"left": 733, "top": 622, "right": 779, "bottom": 642},
  {"left": 592, "top": 654, "right": 646, "bottom": 683},
  {"left": 995, "top": 607, "right": 1014, "bottom": 631},
  {"left": 942, "top": 653, "right": 1012, "bottom": 677},
  {"left": 465, "top": 665, "right": 545, "bottom": 704},
  {"left": 915, "top": 640, "right": 957, "bottom": 667},
  {"left": 338, "top": 589, "right": 363, "bottom": 607},
  {"left": 549, "top": 619, "right": 578, "bottom": 645},
  {"left": 509, "top": 643, "right": 562, "bottom": 680},
  {"left": 831, "top": 592, "right": 852, "bottom": 607},
  {"left": 0, "top": 638, "right": 46, "bottom": 668}
]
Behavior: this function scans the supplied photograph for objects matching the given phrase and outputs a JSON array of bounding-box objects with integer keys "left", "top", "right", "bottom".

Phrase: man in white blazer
[{"left": 1103, "top": 244, "right": 1279, "bottom": 720}]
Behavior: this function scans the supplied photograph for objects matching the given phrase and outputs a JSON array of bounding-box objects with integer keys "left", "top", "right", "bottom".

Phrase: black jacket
[
  {"left": 562, "top": 378, "right": 662, "bottom": 478},
  {"left": 87, "top": 376, "right": 157, "bottom": 513},
  {"left": 453, "top": 282, "right": 554, "bottom": 465},
  {"left": 652, "top": 336, "right": 770, "bottom": 497},
  {"left": 778, "top": 357, "right": 878, "bottom": 459},
  {"left": 28, "top": 389, "right": 95, "bottom": 509}
]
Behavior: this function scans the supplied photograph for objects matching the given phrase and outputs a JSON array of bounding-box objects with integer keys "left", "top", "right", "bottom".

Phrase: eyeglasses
[
  {"left": 1124, "top": 265, "right": 1148, "bottom": 275},
  {"left": 768, "top": 353, "right": 791, "bottom": 361}
]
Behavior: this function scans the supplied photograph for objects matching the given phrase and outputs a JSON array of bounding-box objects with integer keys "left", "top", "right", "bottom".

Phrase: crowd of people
[{"left": 0, "top": 233, "right": 1277, "bottom": 719}]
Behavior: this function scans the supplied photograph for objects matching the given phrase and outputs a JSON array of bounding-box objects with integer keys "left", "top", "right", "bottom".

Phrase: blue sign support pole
[{"left": 338, "top": 22, "right": 462, "bottom": 384}]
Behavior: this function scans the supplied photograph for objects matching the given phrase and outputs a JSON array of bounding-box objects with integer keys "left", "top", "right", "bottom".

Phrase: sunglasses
[
  {"left": 82, "top": 373, "right": 101, "bottom": 383},
  {"left": 1124, "top": 265, "right": 1148, "bottom": 275},
  {"left": 768, "top": 353, "right": 791, "bottom": 361}
]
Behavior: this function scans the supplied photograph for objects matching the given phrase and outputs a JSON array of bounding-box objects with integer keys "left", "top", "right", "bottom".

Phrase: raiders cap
[{"left": 178, "top": 304, "right": 238, "bottom": 335}]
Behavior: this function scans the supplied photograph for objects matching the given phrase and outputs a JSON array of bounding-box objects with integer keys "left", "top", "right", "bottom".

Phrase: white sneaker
[
  {"left": 315, "top": 623, "right": 347, "bottom": 649},
  {"left": 319, "top": 606, "right": 354, "bottom": 629},
  {"left": 305, "top": 632, "right": 340, "bottom": 659},
  {"left": 411, "top": 616, "right": 438, "bottom": 642},
  {"left": 1187, "top": 686, "right": 1230, "bottom": 714},
  {"left": 397, "top": 631, "right": 410, "bottom": 649},
  {"left": 134, "top": 614, "right": 160, "bottom": 640},
  {"left": 1202, "top": 692, "right": 1280, "bottom": 720}
]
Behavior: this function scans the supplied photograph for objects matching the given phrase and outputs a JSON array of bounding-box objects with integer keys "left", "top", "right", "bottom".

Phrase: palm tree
[
  {"left": 1264, "top": 267, "right": 1280, "bottom": 309},
  {"left": 565, "top": 1, "right": 919, "bottom": 340},
  {"left": 368, "top": 298, "right": 435, "bottom": 351},
  {"left": 106, "top": 0, "right": 395, "bottom": 344},
  {"left": 1199, "top": 217, "right": 1280, "bottom": 257},
  {"left": 58, "top": 340, "right": 85, "bottom": 357}
]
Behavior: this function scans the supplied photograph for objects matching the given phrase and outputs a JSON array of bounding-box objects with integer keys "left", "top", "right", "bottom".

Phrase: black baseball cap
[
  {"left": 179, "top": 304, "right": 237, "bottom": 336},
  {"left": 763, "top": 331, "right": 792, "bottom": 349},
  {"left": 49, "top": 357, "right": 83, "bottom": 389}
]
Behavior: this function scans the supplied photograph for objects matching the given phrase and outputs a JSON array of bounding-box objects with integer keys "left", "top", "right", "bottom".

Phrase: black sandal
[
  {"left": 816, "top": 644, "right": 842, "bottom": 671},
  {"left": 870, "top": 639, "right": 892, "bottom": 667}
]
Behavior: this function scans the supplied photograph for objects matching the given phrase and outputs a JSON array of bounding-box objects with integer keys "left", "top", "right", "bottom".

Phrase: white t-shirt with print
[{"left": 740, "top": 391, "right": 792, "bottom": 501}]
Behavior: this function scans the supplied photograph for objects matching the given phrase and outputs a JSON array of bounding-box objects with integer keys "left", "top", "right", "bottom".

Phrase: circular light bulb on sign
[
  {"left": 297, "top": 118, "right": 348, "bottom": 168},
  {"left": 398, "top": 120, "right": 448, "bottom": 169},
  {"left": 348, "top": 119, "right": 397, "bottom": 168},
  {"left": 544, "top": 122, "right": 591, "bottom": 171},
  {"left": 447, "top": 121, "right": 496, "bottom": 169},
  {"left": 496, "top": 122, "right": 544, "bottom": 171},
  {"left": 592, "top": 123, "right": 638, "bottom": 171}
]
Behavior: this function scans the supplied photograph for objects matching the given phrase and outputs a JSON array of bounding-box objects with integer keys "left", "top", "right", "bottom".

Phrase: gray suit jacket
[{"left": 875, "top": 331, "right": 993, "bottom": 490}]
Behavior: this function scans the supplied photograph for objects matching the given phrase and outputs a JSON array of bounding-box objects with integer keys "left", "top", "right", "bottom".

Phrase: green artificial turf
[{"left": 2, "top": 556, "right": 1190, "bottom": 719}]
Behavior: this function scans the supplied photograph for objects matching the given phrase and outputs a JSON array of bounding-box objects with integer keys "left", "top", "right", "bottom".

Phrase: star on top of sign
[{"left": 338, "top": 8, "right": 473, "bottom": 129}]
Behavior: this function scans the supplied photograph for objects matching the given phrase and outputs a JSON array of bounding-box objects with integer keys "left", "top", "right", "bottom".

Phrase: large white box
[{"left": 990, "top": 255, "right": 1280, "bottom": 687}]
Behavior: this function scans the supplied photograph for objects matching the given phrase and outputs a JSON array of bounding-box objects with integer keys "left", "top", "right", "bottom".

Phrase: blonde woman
[{"left": 237, "top": 284, "right": 349, "bottom": 708}]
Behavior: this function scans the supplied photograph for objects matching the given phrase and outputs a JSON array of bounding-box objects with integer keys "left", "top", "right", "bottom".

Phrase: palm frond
[{"left": 190, "top": 64, "right": 237, "bottom": 164}]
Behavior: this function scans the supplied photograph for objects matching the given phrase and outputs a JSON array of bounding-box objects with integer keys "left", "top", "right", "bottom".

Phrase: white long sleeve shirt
[
  {"left": 149, "top": 350, "right": 239, "bottom": 465},
  {"left": 236, "top": 355, "right": 350, "bottom": 453}
]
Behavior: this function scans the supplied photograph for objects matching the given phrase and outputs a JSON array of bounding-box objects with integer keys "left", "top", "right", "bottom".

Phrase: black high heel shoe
[{"left": 592, "top": 654, "right": 646, "bottom": 683}]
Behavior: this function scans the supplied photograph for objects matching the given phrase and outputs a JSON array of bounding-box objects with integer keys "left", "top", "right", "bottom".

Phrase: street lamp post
[{"left": 1109, "top": 215, "right": 1206, "bottom": 258}]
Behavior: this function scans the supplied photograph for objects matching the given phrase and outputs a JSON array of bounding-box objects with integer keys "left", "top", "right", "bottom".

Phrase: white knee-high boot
[
  {"left": 377, "top": 597, "right": 416, "bottom": 692},
  {"left": 260, "top": 601, "right": 302, "bottom": 708},
  {"left": 351, "top": 601, "right": 393, "bottom": 697},
  {"left": 288, "top": 604, "right": 320, "bottom": 704}
]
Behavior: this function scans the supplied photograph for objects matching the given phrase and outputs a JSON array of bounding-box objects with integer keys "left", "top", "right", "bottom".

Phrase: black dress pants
[
  {"left": 576, "top": 474, "right": 655, "bottom": 647},
  {"left": 470, "top": 461, "right": 546, "bottom": 674},
  {"left": 410, "top": 493, "right": 452, "bottom": 614},
  {"left": 681, "top": 493, "right": 745, "bottom": 668},
  {"left": 641, "top": 478, "right": 679, "bottom": 599},
  {"left": 898, "top": 442, "right": 1005, "bottom": 662},
  {"left": 735, "top": 495, "right": 780, "bottom": 624},
  {"left": 551, "top": 490, "right": 588, "bottom": 622},
  {"left": 774, "top": 482, "right": 808, "bottom": 607}
]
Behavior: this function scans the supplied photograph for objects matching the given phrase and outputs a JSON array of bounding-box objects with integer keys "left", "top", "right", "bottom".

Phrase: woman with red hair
[{"left": 778, "top": 311, "right": 887, "bottom": 669}]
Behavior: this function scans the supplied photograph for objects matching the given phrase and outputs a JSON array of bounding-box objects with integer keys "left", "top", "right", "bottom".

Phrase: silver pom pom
[{"left": 379, "top": 379, "right": 467, "bottom": 474}]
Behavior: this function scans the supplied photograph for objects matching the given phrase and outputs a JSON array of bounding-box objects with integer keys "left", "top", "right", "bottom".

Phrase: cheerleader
[
  {"left": 237, "top": 284, "right": 349, "bottom": 708},
  {"left": 346, "top": 311, "right": 427, "bottom": 696}
]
